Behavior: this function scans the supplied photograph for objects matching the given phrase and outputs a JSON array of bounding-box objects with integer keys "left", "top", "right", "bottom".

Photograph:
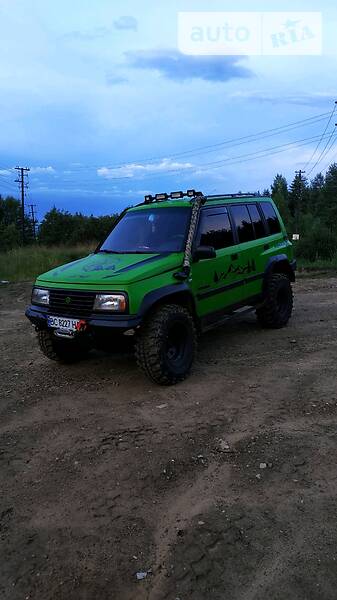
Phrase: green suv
[{"left": 26, "top": 191, "right": 296, "bottom": 385}]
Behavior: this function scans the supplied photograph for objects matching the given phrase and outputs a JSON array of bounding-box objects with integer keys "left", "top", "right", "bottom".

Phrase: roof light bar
[{"left": 142, "top": 190, "right": 203, "bottom": 204}]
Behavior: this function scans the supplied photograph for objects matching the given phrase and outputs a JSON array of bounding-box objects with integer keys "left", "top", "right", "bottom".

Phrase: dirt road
[{"left": 1, "top": 277, "right": 337, "bottom": 600}]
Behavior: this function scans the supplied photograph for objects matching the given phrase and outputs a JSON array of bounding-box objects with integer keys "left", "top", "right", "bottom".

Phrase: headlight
[
  {"left": 93, "top": 293, "right": 127, "bottom": 312},
  {"left": 32, "top": 287, "right": 50, "bottom": 306}
]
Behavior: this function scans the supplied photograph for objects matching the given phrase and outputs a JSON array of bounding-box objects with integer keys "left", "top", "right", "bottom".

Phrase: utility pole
[
  {"left": 15, "top": 167, "right": 30, "bottom": 245},
  {"left": 29, "top": 204, "right": 37, "bottom": 241},
  {"left": 294, "top": 169, "right": 305, "bottom": 234}
]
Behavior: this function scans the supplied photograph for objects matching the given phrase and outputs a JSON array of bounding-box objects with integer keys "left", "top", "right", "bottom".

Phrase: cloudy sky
[{"left": 0, "top": 0, "right": 336, "bottom": 219}]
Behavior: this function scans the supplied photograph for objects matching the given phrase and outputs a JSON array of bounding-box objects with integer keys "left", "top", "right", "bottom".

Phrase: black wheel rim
[{"left": 165, "top": 322, "right": 189, "bottom": 367}]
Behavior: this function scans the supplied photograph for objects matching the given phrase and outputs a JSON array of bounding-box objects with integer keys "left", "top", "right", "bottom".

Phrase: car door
[
  {"left": 229, "top": 203, "right": 267, "bottom": 302},
  {"left": 190, "top": 206, "right": 244, "bottom": 318}
]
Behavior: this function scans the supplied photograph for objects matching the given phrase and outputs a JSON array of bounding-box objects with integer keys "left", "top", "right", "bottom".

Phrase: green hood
[{"left": 37, "top": 252, "right": 182, "bottom": 286}]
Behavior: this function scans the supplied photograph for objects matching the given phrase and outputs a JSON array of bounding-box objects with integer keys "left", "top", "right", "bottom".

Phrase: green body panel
[
  {"left": 190, "top": 200, "right": 292, "bottom": 317},
  {"left": 36, "top": 251, "right": 184, "bottom": 314},
  {"left": 34, "top": 196, "right": 293, "bottom": 320}
]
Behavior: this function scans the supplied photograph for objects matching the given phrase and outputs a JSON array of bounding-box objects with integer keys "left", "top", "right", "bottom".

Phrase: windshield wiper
[{"left": 98, "top": 249, "right": 120, "bottom": 254}]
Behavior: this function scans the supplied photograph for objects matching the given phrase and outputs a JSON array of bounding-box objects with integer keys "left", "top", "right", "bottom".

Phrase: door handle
[{"left": 231, "top": 253, "right": 239, "bottom": 260}]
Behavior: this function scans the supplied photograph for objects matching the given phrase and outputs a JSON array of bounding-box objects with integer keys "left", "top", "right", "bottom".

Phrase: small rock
[
  {"left": 259, "top": 462, "right": 267, "bottom": 469},
  {"left": 217, "top": 439, "right": 231, "bottom": 453},
  {"left": 290, "top": 339, "right": 297, "bottom": 344},
  {"left": 198, "top": 520, "right": 205, "bottom": 525},
  {"left": 157, "top": 403, "right": 168, "bottom": 409},
  {"left": 256, "top": 474, "right": 261, "bottom": 480},
  {"left": 136, "top": 571, "right": 149, "bottom": 580}
]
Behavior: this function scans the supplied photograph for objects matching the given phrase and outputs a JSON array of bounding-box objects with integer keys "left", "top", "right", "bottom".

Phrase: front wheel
[
  {"left": 135, "top": 304, "right": 197, "bottom": 385},
  {"left": 37, "top": 329, "right": 91, "bottom": 363},
  {"left": 256, "top": 273, "right": 293, "bottom": 329}
]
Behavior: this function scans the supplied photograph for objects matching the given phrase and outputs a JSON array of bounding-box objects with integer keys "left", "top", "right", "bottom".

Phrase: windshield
[{"left": 99, "top": 207, "right": 191, "bottom": 254}]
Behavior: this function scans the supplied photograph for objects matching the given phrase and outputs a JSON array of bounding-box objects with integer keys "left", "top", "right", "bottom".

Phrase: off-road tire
[
  {"left": 256, "top": 273, "right": 293, "bottom": 329},
  {"left": 135, "top": 304, "right": 197, "bottom": 385},
  {"left": 37, "top": 329, "right": 90, "bottom": 363}
]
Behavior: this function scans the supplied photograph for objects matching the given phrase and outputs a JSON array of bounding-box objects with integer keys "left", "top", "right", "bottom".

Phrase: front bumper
[{"left": 25, "top": 305, "right": 142, "bottom": 332}]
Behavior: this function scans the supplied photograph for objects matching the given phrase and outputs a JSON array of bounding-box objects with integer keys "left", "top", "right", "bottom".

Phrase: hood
[{"left": 36, "top": 252, "right": 182, "bottom": 286}]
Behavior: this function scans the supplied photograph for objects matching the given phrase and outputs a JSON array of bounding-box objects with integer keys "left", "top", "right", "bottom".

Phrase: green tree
[
  {"left": 309, "top": 172, "right": 325, "bottom": 216},
  {"left": 38, "top": 207, "right": 119, "bottom": 246},
  {"left": 320, "top": 163, "right": 337, "bottom": 232},
  {"left": 0, "top": 196, "right": 34, "bottom": 249},
  {"left": 288, "top": 173, "right": 309, "bottom": 232},
  {"left": 271, "top": 174, "right": 291, "bottom": 226}
]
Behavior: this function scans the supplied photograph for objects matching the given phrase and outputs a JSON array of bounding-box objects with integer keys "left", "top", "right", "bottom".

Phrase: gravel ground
[{"left": 1, "top": 277, "right": 337, "bottom": 600}]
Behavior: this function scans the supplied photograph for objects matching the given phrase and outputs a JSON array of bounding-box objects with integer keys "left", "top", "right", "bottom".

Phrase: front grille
[{"left": 48, "top": 289, "right": 96, "bottom": 317}]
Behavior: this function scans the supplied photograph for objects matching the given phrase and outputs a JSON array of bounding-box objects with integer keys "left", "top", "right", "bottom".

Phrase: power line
[
  {"left": 0, "top": 179, "right": 18, "bottom": 193},
  {"left": 81, "top": 129, "right": 335, "bottom": 182},
  {"left": 321, "top": 138, "right": 337, "bottom": 173},
  {"left": 62, "top": 111, "right": 331, "bottom": 170},
  {"left": 307, "top": 124, "right": 337, "bottom": 176},
  {"left": 303, "top": 102, "right": 337, "bottom": 171},
  {"left": 26, "top": 129, "right": 337, "bottom": 195},
  {"left": 15, "top": 167, "right": 30, "bottom": 245}
]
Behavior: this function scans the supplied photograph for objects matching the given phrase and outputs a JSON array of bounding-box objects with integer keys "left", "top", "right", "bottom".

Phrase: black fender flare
[
  {"left": 138, "top": 283, "right": 197, "bottom": 319},
  {"left": 263, "top": 254, "right": 296, "bottom": 293}
]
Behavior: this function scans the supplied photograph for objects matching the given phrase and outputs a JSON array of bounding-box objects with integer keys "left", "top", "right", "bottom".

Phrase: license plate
[{"left": 47, "top": 316, "right": 81, "bottom": 331}]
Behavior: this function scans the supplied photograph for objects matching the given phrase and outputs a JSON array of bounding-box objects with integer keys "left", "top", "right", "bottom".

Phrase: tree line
[
  {"left": 268, "top": 163, "right": 337, "bottom": 261},
  {"left": 0, "top": 202, "right": 119, "bottom": 252},
  {"left": 1, "top": 162, "right": 337, "bottom": 261}
]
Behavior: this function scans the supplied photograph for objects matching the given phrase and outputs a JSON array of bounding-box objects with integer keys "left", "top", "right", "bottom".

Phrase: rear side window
[
  {"left": 247, "top": 204, "right": 266, "bottom": 239},
  {"left": 230, "top": 204, "right": 255, "bottom": 243},
  {"left": 198, "top": 209, "right": 234, "bottom": 250},
  {"left": 260, "top": 202, "right": 281, "bottom": 235}
]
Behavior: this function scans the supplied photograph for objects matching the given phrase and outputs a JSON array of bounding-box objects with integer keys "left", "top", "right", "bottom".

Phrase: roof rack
[
  {"left": 138, "top": 190, "right": 261, "bottom": 207},
  {"left": 142, "top": 189, "right": 203, "bottom": 205},
  {"left": 205, "top": 193, "right": 260, "bottom": 200}
]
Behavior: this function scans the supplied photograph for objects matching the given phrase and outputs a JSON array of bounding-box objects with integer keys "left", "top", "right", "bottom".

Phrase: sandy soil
[{"left": 1, "top": 277, "right": 337, "bottom": 600}]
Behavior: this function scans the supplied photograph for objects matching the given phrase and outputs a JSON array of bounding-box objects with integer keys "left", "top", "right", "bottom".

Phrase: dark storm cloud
[{"left": 124, "top": 48, "right": 253, "bottom": 83}]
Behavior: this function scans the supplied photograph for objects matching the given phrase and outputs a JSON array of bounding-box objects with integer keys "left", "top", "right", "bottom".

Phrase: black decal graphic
[{"left": 214, "top": 260, "right": 256, "bottom": 283}]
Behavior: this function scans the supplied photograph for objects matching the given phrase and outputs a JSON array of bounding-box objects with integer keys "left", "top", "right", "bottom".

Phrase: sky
[{"left": 0, "top": 0, "right": 337, "bottom": 221}]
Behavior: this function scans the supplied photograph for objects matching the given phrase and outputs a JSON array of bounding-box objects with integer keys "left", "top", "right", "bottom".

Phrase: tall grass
[
  {"left": 0, "top": 244, "right": 96, "bottom": 282},
  {"left": 297, "top": 256, "right": 337, "bottom": 272},
  {"left": 1, "top": 244, "right": 337, "bottom": 283}
]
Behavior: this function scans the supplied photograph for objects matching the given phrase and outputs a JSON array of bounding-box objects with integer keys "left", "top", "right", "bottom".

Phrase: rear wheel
[
  {"left": 37, "top": 329, "right": 90, "bottom": 363},
  {"left": 135, "top": 304, "right": 197, "bottom": 385},
  {"left": 256, "top": 273, "right": 293, "bottom": 329}
]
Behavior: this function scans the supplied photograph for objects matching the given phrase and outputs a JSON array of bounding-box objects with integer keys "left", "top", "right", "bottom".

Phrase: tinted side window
[
  {"left": 230, "top": 205, "right": 255, "bottom": 243},
  {"left": 247, "top": 204, "right": 266, "bottom": 239},
  {"left": 199, "top": 210, "right": 234, "bottom": 250},
  {"left": 260, "top": 202, "right": 281, "bottom": 235}
]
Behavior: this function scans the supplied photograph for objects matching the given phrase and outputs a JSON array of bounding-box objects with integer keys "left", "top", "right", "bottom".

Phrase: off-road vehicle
[{"left": 26, "top": 191, "right": 296, "bottom": 385}]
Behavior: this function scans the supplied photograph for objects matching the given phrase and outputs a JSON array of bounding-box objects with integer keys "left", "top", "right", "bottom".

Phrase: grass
[
  {"left": 297, "top": 257, "right": 337, "bottom": 272},
  {"left": 0, "top": 244, "right": 95, "bottom": 282},
  {"left": 1, "top": 244, "right": 337, "bottom": 283}
]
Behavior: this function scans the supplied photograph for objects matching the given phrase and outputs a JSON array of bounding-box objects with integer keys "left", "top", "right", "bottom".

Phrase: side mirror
[{"left": 193, "top": 245, "right": 216, "bottom": 262}]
